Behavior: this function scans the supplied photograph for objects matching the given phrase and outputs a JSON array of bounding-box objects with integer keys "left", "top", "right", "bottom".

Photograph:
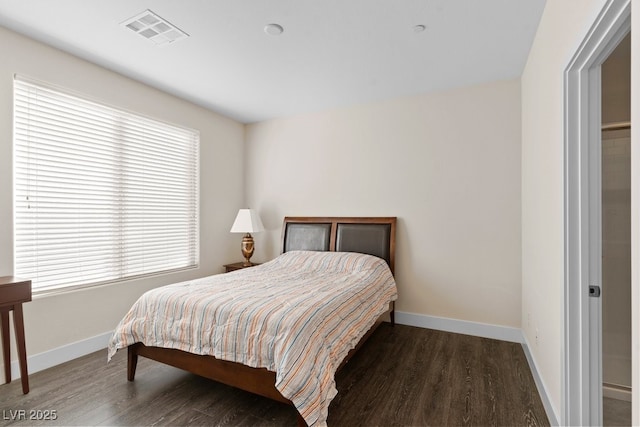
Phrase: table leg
[
  {"left": 1, "top": 308, "right": 10, "bottom": 384},
  {"left": 12, "top": 304, "right": 29, "bottom": 394}
]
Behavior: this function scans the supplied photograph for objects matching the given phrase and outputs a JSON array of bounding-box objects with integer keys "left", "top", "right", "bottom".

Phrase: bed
[{"left": 107, "top": 216, "right": 397, "bottom": 427}]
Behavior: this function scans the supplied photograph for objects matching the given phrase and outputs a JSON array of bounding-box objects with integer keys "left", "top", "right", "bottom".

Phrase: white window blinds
[{"left": 13, "top": 76, "right": 200, "bottom": 292}]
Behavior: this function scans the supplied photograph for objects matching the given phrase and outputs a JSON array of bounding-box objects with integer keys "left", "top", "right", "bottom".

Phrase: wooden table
[
  {"left": 223, "top": 262, "right": 260, "bottom": 273},
  {"left": 0, "top": 276, "right": 32, "bottom": 394}
]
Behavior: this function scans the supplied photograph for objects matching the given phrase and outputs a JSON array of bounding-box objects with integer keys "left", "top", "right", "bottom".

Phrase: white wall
[
  {"left": 245, "top": 79, "right": 522, "bottom": 329},
  {"left": 0, "top": 26, "right": 244, "bottom": 373},
  {"left": 602, "top": 33, "right": 631, "bottom": 125},
  {"left": 521, "top": 0, "right": 616, "bottom": 419},
  {"left": 601, "top": 128, "right": 631, "bottom": 390},
  {"left": 631, "top": 5, "right": 640, "bottom": 423}
]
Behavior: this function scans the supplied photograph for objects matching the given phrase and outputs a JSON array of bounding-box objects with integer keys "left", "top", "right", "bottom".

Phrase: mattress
[{"left": 107, "top": 250, "right": 398, "bottom": 427}]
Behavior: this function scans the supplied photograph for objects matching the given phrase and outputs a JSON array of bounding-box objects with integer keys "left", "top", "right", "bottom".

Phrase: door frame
[{"left": 563, "top": 0, "right": 631, "bottom": 425}]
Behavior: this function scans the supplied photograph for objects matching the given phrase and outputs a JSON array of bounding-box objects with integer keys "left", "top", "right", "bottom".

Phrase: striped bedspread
[{"left": 107, "top": 250, "right": 398, "bottom": 427}]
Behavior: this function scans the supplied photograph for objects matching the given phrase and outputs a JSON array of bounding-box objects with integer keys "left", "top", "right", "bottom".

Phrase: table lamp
[{"left": 230, "top": 209, "right": 265, "bottom": 266}]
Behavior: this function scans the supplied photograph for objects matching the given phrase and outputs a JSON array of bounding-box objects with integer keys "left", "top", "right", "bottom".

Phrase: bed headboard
[{"left": 282, "top": 217, "right": 397, "bottom": 274}]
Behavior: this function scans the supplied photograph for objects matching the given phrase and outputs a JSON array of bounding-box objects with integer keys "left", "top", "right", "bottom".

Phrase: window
[{"left": 13, "top": 76, "right": 199, "bottom": 292}]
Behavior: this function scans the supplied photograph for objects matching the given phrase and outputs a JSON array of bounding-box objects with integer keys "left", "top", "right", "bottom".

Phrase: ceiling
[{"left": 0, "top": 1, "right": 546, "bottom": 124}]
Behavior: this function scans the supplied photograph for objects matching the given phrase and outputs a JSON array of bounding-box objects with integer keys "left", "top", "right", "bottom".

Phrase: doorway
[
  {"left": 601, "top": 32, "right": 631, "bottom": 425},
  {"left": 563, "top": 0, "right": 632, "bottom": 425}
]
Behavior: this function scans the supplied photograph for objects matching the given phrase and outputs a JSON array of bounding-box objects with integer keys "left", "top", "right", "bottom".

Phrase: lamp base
[{"left": 241, "top": 233, "right": 255, "bottom": 266}]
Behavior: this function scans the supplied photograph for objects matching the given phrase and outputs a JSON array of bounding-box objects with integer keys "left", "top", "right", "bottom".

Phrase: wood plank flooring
[
  {"left": 0, "top": 324, "right": 549, "bottom": 426},
  {"left": 603, "top": 397, "right": 631, "bottom": 426}
]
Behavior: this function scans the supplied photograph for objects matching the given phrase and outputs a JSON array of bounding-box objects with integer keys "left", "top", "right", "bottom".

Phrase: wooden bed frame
[{"left": 126, "top": 216, "right": 397, "bottom": 425}]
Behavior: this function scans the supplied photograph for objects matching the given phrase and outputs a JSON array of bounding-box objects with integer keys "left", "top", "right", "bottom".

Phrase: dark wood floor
[
  {"left": 0, "top": 324, "right": 549, "bottom": 426},
  {"left": 603, "top": 397, "right": 632, "bottom": 426}
]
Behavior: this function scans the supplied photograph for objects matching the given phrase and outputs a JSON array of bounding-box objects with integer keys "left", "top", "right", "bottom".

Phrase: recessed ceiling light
[
  {"left": 264, "top": 23, "right": 284, "bottom": 36},
  {"left": 413, "top": 24, "right": 426, "bottom": 33},
  {"left": 121, "top": 9, "right": 189, "bottom": 45}
]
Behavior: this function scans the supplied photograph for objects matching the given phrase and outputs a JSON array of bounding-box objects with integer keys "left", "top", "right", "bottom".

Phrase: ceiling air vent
[{"left": 121, "top": 9, "right": 189, "bottom": 46}]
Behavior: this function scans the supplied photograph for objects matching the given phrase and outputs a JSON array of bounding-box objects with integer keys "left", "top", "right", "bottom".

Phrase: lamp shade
[{"left": 230, "top": 209, "right": 264, "bottom": 233}]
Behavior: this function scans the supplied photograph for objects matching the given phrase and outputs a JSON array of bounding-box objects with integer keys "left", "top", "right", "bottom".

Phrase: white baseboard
[
  {"left": 395, "top": 310, "right": 522, "bottom": 343},
  {"left": 8, "top": 331, "right": 112, "bottom": 379},
  {"left": 603, "top": 383, "right": 632, "bottom": 402},
  {"left": 521, "top": 335, "right": 560, "bottom": 426}
]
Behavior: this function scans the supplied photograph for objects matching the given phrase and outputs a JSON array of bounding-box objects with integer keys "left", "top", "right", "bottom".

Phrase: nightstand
[
  {"left": 223, "top": 262, "right": 260, "bottom": 273},
  {"left": 0, "top": 276, "right": 32, "bottom": 394}
]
